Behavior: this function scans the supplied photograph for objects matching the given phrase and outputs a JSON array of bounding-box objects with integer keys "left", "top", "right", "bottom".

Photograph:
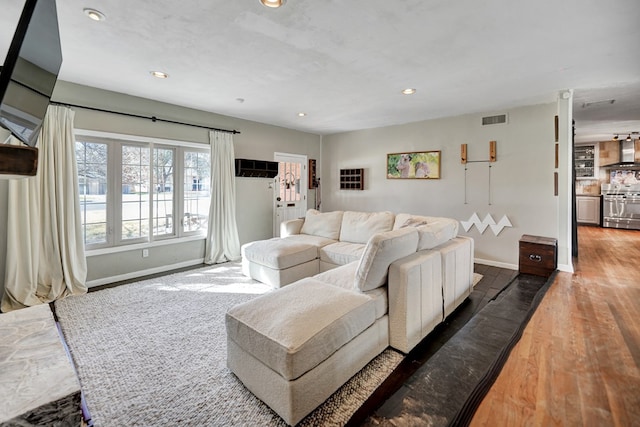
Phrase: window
[
  {"left": 184, "top": 151, "right": 210, "bottom": 233},
  {"left": 153, "top": 147, "right": 175, "bottom": 237},
  {"left": 121, "top": 144, "right": 150, "bottom": 241},
  {"left": 76, "top": 133, "right": 209, "bottom": 250},
  {"left": 76, "top": 141, "right": 109, "bottom": 246},
  {"left": 279, "top": 161, "right": 302, "bottom": 202}
]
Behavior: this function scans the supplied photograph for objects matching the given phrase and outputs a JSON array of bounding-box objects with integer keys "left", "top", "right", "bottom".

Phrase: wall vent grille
[{"left": 482, "top": 114, "right": 507, "bottom": 126}]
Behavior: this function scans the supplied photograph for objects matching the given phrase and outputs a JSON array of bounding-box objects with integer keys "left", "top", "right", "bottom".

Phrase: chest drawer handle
[{"left": 529, "top": 254, "right": 542, "bottom": 262}]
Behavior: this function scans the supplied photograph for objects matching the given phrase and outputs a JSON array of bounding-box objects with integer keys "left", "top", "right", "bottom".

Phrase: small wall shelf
[
  {"left": 235, "top": 158, "right": 279, "bottom": 178},
  {"left": 339, "top": 168, "right": 364, "bottom": 190},
  {"left": 308, "top": 159, "right": 317, "bottom": 189}
]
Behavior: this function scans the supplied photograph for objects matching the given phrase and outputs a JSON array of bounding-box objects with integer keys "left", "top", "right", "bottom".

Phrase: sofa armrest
[
  {"left": 281, "top": 218, "right": 304, "bottom": 237},
  {"left": 441, "top": 236, "right": 475, "bottom": 317},
  {"left": 388, "top": 250, "right": 443, "bottom": 354}
]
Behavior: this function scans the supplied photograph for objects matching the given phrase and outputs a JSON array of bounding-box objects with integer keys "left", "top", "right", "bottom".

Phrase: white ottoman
[
  {"left": 241, "top": 238, "right": 319, "bottom": 287},
  {"left": 226, "top": 278, "right": 388, "bottom": 425}
]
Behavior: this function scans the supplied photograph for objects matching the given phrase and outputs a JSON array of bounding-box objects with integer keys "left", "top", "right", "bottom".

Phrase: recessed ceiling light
[
  {"left": 260, "top": 0, "right": 286, "bottom": 8},
  {"left": 83, "top": 8, "right": 105, "bottom": 21},
  {"left": 150, "top": 71, "right": 169, "bottom": 79},
  {"left": 401, "top": 88, "right": 416, "bottom": 95},
  {"left": 297, "top": 112, "right": 307, "bottom": 117}
]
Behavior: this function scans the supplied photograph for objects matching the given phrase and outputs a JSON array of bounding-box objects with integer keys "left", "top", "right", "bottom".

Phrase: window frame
[{"left": 75, "top": 130, "right": 210, "bottom": 253}]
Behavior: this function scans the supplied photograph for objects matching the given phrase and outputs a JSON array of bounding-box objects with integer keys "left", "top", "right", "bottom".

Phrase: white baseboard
[
  {"left": 476, "top": 258, "right": 573, "bottom": 274},
  {"left": 87, "top": 258, "right": 205, "bottom": 288},
  {"left": 557, "top": 263, "right": 574, "bottom": 273},
  {"left": 474, "top": 258, "right": 518, "bottom": 270}
]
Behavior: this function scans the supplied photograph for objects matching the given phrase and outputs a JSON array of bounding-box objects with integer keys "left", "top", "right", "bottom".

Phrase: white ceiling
[{"left": 1, "top": 0, "right": 639, "bottom": 140}]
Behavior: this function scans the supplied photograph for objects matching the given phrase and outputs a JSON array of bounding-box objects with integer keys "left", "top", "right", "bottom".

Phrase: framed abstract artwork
[{"left": 387, "top": 151, "right": 441, "bottom": 179}]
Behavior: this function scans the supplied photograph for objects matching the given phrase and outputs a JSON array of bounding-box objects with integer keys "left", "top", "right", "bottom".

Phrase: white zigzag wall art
[{"left": 460, "top": 213, "right": 512, "bottom": 236}]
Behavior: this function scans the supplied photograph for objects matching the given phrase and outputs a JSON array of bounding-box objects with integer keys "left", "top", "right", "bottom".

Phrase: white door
[{"left": 273, "top": 152, "right": 307, "bottom": 237}]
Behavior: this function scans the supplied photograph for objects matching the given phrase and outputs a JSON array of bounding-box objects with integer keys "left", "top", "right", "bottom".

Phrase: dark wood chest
[{"left": 519, "top": 234, "right": 557, "bottom": 277}]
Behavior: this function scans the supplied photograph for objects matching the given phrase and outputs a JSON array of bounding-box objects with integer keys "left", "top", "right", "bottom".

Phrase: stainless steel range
[{"left": 602, "top": 184, "right": 640, "bottom": 230}]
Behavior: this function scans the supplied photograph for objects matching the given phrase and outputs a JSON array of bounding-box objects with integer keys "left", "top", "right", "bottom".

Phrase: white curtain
[
  {"left": 204, "top": 131, "right": 241, "bottom": 264},
  {"left": 1, "top": 105, "right": 87, "bottom": 312}
]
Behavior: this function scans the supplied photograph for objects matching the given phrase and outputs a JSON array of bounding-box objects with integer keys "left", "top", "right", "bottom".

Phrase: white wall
[
  {"left": 321, "top": 103, "right": 560, "bottom": 268},
  {"left": 0, "top": 81, "right": 320, "bottom": 288},
  {"left": 0, "top": 81, "right": 573, "bottom": 295}
]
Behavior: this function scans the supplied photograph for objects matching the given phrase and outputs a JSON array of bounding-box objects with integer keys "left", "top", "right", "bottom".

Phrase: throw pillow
[
  {"left": 300, "top": 209, "right": 343, "bottom": 240},
  {"left": 355, "top": 227, "right": 418, "bottom": 291}
]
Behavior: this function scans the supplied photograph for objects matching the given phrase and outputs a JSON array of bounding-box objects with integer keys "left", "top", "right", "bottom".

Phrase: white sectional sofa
[
  {"left": 242, "top": 210, "right": 461, "bottom": 286},
  {"left": 228, "top": 210, "right": 474, "bottom": 425}
]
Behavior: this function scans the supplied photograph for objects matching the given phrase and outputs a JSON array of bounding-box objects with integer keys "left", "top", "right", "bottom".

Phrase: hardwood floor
[{"left": 471, "top": 226, "right": 640, "bottom": 426}]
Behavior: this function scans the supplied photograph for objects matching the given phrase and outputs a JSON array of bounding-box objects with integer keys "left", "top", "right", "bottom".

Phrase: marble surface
[{"left": 0, "top": 304, "right": 81, "bottom": 425}]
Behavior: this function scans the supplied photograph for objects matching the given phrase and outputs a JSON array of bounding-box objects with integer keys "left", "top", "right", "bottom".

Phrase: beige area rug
[{"left": 55, "top": 262, "right": 404, "bottom": 427}]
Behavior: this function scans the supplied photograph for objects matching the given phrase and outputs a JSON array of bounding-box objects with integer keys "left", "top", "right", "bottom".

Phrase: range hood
[{"left": 604, "top": 138, "right": 640, "bottom": 169}]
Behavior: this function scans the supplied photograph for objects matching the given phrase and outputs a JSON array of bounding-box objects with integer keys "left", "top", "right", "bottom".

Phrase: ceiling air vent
[{"left": 482, "top": 114, "right": 507, "bottom": 126}]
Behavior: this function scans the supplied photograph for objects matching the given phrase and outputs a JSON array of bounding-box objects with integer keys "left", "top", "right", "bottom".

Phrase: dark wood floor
[
  {"left": 349, "top": 264, "right": 521, "bottom": 425},
  {"left": 352, "top": 226, "right": 639, "bottom": 426}
]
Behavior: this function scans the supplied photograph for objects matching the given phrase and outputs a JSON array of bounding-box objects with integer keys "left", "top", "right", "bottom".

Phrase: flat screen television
[{"left": 0, "top": 0, "right": 62, "bottom": 147}]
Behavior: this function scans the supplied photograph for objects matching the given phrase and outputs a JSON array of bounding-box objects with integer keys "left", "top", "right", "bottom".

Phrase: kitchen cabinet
[
  {"left": 574, "top": 143, "right": 598, "bottom": 179},
  {"left": 576, "top": 195, "right": 600, "bottom": 225}
]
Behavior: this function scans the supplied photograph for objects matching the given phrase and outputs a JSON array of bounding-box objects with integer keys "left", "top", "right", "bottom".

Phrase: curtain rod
[{"left": 49, "top": 101, "right": 241, "bottom": 134}]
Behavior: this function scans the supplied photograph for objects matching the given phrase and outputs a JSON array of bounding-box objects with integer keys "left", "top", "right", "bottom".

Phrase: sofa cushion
[
  {"left": 319, "top": 241, "right": 366, "bottom": 266},
  {"left": 300, "top": 209, "right": 344, "bottom": 240},
  {"left": 226, "top": 278, "right": 376, "bottom": 381},
  {"left": 314, "top": 262, "right": 389, "bottom": 320},
  {"left": 283, "top": 234, "right": 337, "bottom": 248},
  {"left": 313, "top": 261, "right": 359, "bottom": 291},
  {"left": 393, "top": 213, "right": 459, "bottom": 250},
  {"left": 339, "top": 211, "right": 395, "bottom": 244},
  {"left": 242, "top": 239, "right": 317, "bottom": 269},
  {"left": 355, "top": 227, "right": 419, "bottom": 291}
]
